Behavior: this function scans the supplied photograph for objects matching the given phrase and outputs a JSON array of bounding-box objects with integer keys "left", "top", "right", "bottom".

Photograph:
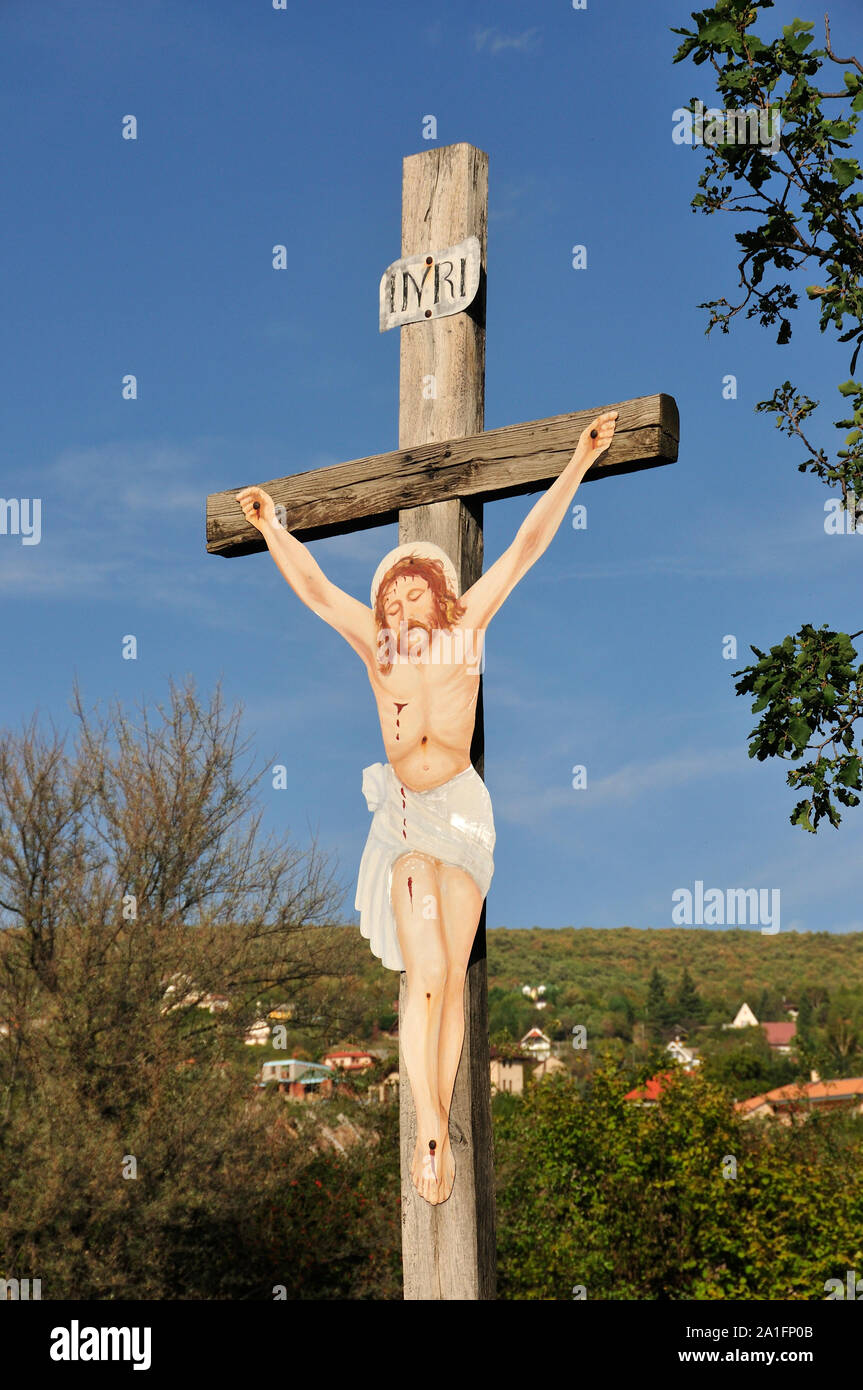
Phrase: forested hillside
[{"left": 487, "top": 926, "right": 863, "bottom": 1011}]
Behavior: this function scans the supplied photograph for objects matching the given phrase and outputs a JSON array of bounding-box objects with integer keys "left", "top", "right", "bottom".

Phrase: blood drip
[
  {"left": 407, "top": 875, "right": 413, "bottom": 906},
  {"left": 394, "top": 701, "right": 407, "bottom": 742},
  {"left": 393, "top": 705, "right": 409, "bottom": 836}
]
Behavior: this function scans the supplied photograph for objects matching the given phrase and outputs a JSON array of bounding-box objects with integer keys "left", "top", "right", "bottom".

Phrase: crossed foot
[{"left": 410, "top": 1116, "right": 455, "bottom": 1204}]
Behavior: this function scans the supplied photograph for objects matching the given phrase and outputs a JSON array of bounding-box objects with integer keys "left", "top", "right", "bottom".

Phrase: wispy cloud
[
  {"left": 0, "top": 440, "right": 210, "bottom": 599},
  {"left": 492, "top": 746, "right": 740, "bottom": 824},
  {"left": 589, "top": 748, "right": 741, "bottom": 805},
  {"left": 473, "top": 27, "right": 541, "bottom": 56},
  {"left": 0, "top": 431, "right": 399, "bottom": 643},
  {"left": 0, "top": 550, "right": 117, "bottom": 598},
  {"left": 44, "top": 440, "right": 205, "bottom": 519}
]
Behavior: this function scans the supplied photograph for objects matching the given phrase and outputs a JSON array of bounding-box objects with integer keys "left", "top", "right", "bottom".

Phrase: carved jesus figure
[{"left": 237, "top": 410, "right": 617, "bottom": 1204}]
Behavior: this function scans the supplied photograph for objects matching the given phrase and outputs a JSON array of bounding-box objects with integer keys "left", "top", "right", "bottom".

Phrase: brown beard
[
  {"left": 373, "top": 554, "right": 465, "bottom": 675},
  {"left": 376, "top": 618, "right": 433, "bottom": 672}
]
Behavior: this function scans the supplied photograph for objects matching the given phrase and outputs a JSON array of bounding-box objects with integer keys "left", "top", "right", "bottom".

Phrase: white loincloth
[{"left": 354, "top": 761, "right": 495, "bottom": 973}]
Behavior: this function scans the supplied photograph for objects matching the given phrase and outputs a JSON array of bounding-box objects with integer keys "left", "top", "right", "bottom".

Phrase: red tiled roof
[
  {"left": 761, "top": 1021, "right": 796, "bottom": 1046},
  {"left": 624, "top": 1071, "right": 677, "bottom": 1102},
  {"left": 624, "top": 1067, "right": 699, "bottom": 1102},
  {"left": 736, "top": 1076, "right": 863, "bottom": 1115}
]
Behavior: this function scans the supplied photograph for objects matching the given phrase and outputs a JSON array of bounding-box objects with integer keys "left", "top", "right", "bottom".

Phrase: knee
[
  {"left": 444, "top": 966, "right": 468, "bottom": 1000},
  {"left": 393, "top": 853, "right": 441, "bottom": 921},
  {"left": 394, "top": 850, "right": 438, "bottom": 887},
  {"left": 411, "top": 950, "right": 448, "bottom": 995}
]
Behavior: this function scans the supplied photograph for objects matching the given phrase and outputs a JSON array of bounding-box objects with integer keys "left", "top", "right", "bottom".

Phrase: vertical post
[{"left": 396, "top": 142, "right": 495, "bottom": 1300}]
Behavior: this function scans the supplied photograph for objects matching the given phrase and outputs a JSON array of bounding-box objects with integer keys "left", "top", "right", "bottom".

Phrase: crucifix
[{"left": 206, "top": 142, "right": 678, "bottom": 1300}]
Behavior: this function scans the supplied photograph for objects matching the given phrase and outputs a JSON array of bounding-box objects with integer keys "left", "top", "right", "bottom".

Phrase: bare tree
[{"left": 0, "top": 679, "right": 391, "bottom": 1298}]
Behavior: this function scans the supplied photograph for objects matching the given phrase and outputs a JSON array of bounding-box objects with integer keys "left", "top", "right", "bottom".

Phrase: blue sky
[{"left": 2, "top": 0, "right": 861, "bottom": 938}]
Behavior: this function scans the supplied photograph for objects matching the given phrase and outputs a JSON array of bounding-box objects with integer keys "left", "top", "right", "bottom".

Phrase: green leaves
[
  {"left": 672, "top": 1, "right": 863, "bottom": 500},
  {"left": 734, "top": 626, "right": 863, "bottom": 830},
  {"left": 837, "top": 755, "right": 862, "bottom": 788},
  {"left": 831, "top": 157, "right": 861, "bottom": 190},
  {"left": 791, "top": 800, "right": 815, "bottom": 832},
  {"left": 495, "top": 1063, "right": 863, "bottom": 1299},
  {"left": 699, "top": 19, "right": 743, "bottom": 49},
  {"left": 780, "top": 18, "right": 814, "bottom": 56},
  {"left": 672, "top": 5, "right": 863, "bottom": 836}
]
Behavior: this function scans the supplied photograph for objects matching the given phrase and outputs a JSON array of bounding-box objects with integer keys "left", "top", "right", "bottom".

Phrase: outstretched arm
[
  {"left": 460, "top": 411, "right": 617, "bottom": 630},
  {"left": 236, "top": 487, "right": 376, "bottom": 663}
]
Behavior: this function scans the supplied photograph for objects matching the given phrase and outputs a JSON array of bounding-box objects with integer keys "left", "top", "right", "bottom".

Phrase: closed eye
[{"left": 407, "top": 588, "right": 425, "bottom": 600}]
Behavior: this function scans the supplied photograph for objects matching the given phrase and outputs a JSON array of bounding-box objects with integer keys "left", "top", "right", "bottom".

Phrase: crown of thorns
[{"left": 370, "top": 542, "right": 459, "bottom": 607}]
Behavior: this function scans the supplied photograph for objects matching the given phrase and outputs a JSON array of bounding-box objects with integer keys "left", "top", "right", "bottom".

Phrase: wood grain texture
[
  {"left": 396, "top": 143, "right": 495, "bottom": 1301},
  {"left": 397, "top": 143, "right": 487, "bottom": 448},
  {"left": 202, "top": 140, "right": 681, "bottom": 1300},
  {"left": 206, "top": 392, "right": 679, "bottom": 556},
  {"left": 398, "top": 495, "right": 492, "bottom": 1301}
]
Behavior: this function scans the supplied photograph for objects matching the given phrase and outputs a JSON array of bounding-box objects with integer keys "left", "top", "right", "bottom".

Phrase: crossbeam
[{"left": 206, "top": 392, "right": 678, "bottom": 556}]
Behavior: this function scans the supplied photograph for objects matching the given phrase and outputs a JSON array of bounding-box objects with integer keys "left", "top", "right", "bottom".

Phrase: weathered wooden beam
[
  {"left": 396, "top": 141, "right": 493, "bottom": 1302},
  {"left": 206, "top": 391, "right": 679, "bottom": 556}
]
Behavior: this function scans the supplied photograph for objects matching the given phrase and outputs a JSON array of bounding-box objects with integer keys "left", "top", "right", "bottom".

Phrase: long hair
[{"left": 373, "top": 554, "right": 465, "bottom": 673}]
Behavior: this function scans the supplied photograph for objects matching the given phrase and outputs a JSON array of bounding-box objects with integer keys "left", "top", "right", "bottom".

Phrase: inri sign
[{"left": 379, "top": 234, "right": 481, "bottom": 332}]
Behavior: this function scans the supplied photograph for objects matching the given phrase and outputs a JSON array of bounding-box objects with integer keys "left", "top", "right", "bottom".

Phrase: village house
[
  {"left": 624, "top": 1064, "right": 699, "bottom": 1106},
  {"left": 489, "top": 1049, "right": 567, "bottom": 1094},
  {"left": 666, "top": 1037, "right": 701, "bottom": 1068},
  {"left": 258, "top": 1058, "right": 334, "bottom": 1101},
  {"left": 367, "top": 1071, "right": 400, "bottom": 1104},
  {"left": 761, "top": 1021, "right": 797, "bottom": 1054},
  {"left": 159, "top": 974, "right": 229, "bottom": 1015},
  {"left": 243, "top": 1017, "right": 271, "bottom": 1046},
  {"left": 624, "top": 1072, "right": 679, "bottom": 1106},
  {"left": 489, "top": 1052, "right": 526, "bottom": 1095},
  {"left": 737, "top": 1076, "right": 863, "bottom": 1125},
  {"left": 723, "top": 1002, "right": 797, "bottom": 1054},
  {"left": 532, "top": 1055, "right": 567, "bottom": 1082},
  {"left": 322, "top": 1048, "right": 376, "bottom": 1073},
  {"left": 726, "top": 1001, "right": 759, "bottom": 1030},
  {"left": 519, "top": 1027, "right": 552, "bottom": 1062}
]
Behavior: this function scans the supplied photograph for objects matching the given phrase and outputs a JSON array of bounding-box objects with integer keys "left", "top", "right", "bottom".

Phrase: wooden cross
[{"left": 206, "top": 142, "right": 678, "bottom": 1300}]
